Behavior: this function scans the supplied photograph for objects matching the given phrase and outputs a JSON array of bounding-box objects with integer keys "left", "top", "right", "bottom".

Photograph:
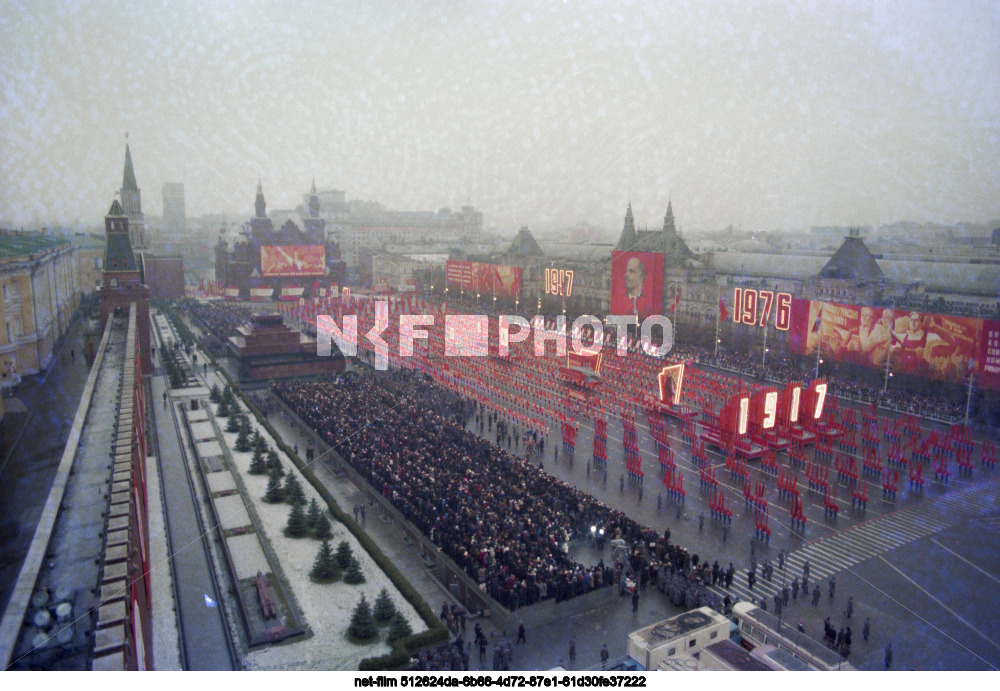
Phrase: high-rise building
[{"left": 162, "top": 182, "right": 186, "bottom": 235}]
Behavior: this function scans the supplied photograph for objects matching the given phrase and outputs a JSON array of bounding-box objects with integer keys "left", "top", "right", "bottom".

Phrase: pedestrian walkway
[{"left": 709, "top": 476, "right": 1000, "bottom": 607}]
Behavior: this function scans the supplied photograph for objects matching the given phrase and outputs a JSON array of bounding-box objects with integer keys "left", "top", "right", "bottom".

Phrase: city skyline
[{"left": 1, "top": 0, "right": 998, "bottom": 233}]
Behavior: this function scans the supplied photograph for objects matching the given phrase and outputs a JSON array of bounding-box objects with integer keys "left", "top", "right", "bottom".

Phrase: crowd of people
[
  {"left": 272, "top": 368, "right": 724, "bottom": 613},
  {"left": 178, "top": 299, "right": 253, "bottom": 357}
]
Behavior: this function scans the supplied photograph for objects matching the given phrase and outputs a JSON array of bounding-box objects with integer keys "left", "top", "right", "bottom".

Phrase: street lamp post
[
  {"left": 966, "top": 305, "right": 982, "bottom": 425},
  {"left": 762, "top": 326, "right": 769, "bottom": 370},
  {"left": 883, "top": 344, "right": 894, "bottom": 392}
]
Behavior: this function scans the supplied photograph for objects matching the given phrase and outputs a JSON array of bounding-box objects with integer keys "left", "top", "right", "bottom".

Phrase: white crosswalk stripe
[{"left": 710, "top": 478, "right": 1000, "bottom": 606}]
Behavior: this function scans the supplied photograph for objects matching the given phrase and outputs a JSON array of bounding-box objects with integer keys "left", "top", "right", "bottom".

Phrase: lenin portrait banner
[{"left": 610, "top": 251, "right": 663, "bottom": 321}]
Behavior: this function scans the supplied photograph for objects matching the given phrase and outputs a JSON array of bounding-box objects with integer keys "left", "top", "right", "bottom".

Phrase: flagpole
[
  {"left": 883, "top": 300, "right": 896, "bottom": 394},
  {"left": 714, "top": 311, "right": 720, "bottom": 361},
  {"left": 762, "top": 324, "right": 768, "bottom": 370},
  {"left": 814, "top": 304, "right": 823, "bottom": 378},
  {"left": 714, "top": 296, "right": 721, "bottom": 362}
]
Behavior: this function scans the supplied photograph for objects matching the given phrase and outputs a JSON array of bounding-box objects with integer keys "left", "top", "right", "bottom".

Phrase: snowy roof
[
  {"left": 878, "top": 260, "right": 1000, "bottom": 296},
  {"left": 709, "top": 252, "right": 828, "bottom": 279}
]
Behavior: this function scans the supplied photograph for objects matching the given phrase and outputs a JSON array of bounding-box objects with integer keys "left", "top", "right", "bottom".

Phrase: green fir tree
[
  {"left": 335, "top": 540, "right": 353, "bottom": 569},
  {"left": 263, "top": 467, "right": 285, "bottom": 503},
  {"left": 209, "top": 384, "right": 222, "bottom": 403},
  {"left": 386, "top": 612, "right": 413, "bottom": 643},
  {"left": 343, "top": 556, "right": 365, "bottom": 584},
  {"left": 347, "top": 595, "right": 377, "bottom": 640},
  {"left": 235, "top": 426, "right": 252, "bottom": 452},
  {"left": 216, "top": 399, "right": 230, "bottom": 418},
  {"left": 372, "top": 588, "right": 396, "bottom": 624},
  {"left": 249, "top": 446, "right": 268, "bottom": 475},
  {"left": 313, "top": 513, "right": 332, "bottom": 540},
  {"left": 285, "top": 502, "right": 308, "bottom": 538},
  {"left": 284, "top": 473, "right": 307, "bottom": 506},
  {"left": 253, "top": 430, "right": 266, "bottom": 455},
  {"left": 226, "top": 412, "right": 241, "bottom": 433},
  {"left": 306, "top": 497, "right": 321, "bottom": 528},
  {"left": 309, "top": 540, "right": 339, "bottom": 582},
  {"left": 266, "top": 449, "right": 282, "bottom": 474}
]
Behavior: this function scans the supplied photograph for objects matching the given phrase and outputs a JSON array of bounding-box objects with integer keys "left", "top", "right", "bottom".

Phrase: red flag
[{"left": 718, "top": 297, "right": 729, "bottom": 322}]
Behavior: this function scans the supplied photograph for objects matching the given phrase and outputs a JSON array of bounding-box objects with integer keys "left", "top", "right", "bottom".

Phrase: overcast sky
[{"left": 1, "top": 0, "right": 998, "bottom": 235}]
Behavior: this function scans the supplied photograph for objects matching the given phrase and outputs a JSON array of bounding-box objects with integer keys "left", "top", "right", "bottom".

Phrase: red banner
[
  {"left": 261, "top": 245, "right": 326, "bottom": 277},
  {"left": 610, "top": 251, "right": 663, "bottom": 321},
  {"left": 979, "top": 319, "right": 1000, "bottom": 390},
  {"left": 567, "top": 350, "right": 602, "bottom": 374},
  {"left": 891, "top": 310, "right": 978, "bottom": 383},
  {"left": 446, "top": 261, "right": 522, "bottom": 299},
  {"left": 790, "top": 299, "right": 984, "bottom": 386}
]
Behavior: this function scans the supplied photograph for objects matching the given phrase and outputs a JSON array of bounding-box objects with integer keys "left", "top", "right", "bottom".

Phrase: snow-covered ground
[
  {"left": 215, "top": 398, "right": 426, "bottom": 670},
  {"left": 145, "top": 453, "right": 183, "bottom": 671}
]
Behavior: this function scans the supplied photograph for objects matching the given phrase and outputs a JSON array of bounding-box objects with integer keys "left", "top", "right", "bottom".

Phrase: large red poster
[
  {"left": 446, "top": 261, "right": 522, "bottom": 299},
  {"left": 791, "top": 299, "right": 983, "bottom": 386},
  {"left": 261, "top": 245, "right": 326, "bottom": 277},
  {"left": 890, "top": 310, "right": 979, "bottom": 383},
  {"left": 799, "top": 302, "right": 897, "bottom": 369},
  {"left": 978, "top": 319, "right": 1000, "bottom": 390},
  {"left": 610, "top": 251, "right": 663, "bottom": 321}
]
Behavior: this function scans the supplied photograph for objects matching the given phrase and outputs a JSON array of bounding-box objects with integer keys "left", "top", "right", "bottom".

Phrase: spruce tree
[
  {"left": 263, "top": 467, "right": 285, "bottom": 503},
  {"left": 306, "top": 497, "right": 321, "bottom": 528},
  {"left": 347, "top": 595, "right": 377, "bottom": 640},
  {"left": 226, "top": 412, "right": 241, "bottom": 433},
  {"left": 222, "top": 385, "right": 235, "bottom": 406},
  {"left": 216, "top": 399, "right": 230, "bottom": 418},
  {"left": 313, "top": 513, "right": 332, "bottom": 540},
  {"left": 266, "top": 449, "right": 282, "bottom": 475},
  {"left": 372, "top": 588, "right": 396, "bottom": 624},
  {"left": 249, "top": 446, "right": 268, "bottom": 475},
  {"left": 286, "top": 502, "right": 308, "bottom": 538},
  {"left": 386, "top": 612, "right": 413, "bottom": 643},
  {"left": 343, "top": 556, "right": 365, "bottom": 584},
  {"left": 284, "top": 473, "right": 307, "bottom": 506},
  {"left": 253, "top": 430, "right": 266, "bottom": 455},
  {"left": 335, "top": 540, "right": 353, "bottom": 569},
  {"left": 235, "top": 426, "right": 252, "bottom": 452},
  {"left": 309, "top": 540, "right": 339, "bottom": 582},
  {"left": 209, "top": 384, "right": 222, "bottom": 403}
]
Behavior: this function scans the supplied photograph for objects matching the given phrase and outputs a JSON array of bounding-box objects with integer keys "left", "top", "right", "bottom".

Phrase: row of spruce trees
[{"left": 211, "top": 383, "right": 412, "bottom": 644}]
